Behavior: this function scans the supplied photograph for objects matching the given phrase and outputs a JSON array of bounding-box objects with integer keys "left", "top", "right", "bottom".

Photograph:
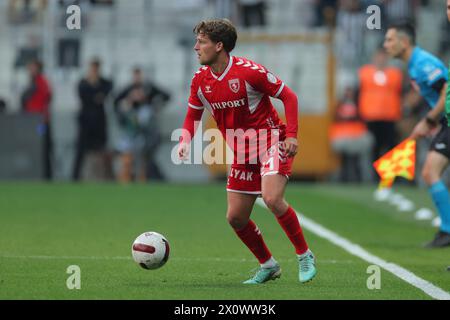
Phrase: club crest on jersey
[
  {"left": 205, "top": 85, "right": 212, "bottom": 93},
  {"left": 228, "top": 79, "right": 240, "bottom": 93}
]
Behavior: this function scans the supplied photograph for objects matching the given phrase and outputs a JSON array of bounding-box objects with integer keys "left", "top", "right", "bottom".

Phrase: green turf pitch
[{"left": 0, "top": 182, "right": 448, "bottom": 299}]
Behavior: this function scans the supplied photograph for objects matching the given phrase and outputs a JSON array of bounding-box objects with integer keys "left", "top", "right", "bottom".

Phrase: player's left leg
[
  {"left": 422, "top": 148, "right": 450, "bottom": 248},
  {"left": 261, "top": 174, "right": 316, "bottom": 283}
]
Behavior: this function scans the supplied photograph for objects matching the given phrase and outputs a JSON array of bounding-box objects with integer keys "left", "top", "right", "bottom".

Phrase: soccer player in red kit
[{"left": 178, "top": 19, "right": 316, "bottom": 284}]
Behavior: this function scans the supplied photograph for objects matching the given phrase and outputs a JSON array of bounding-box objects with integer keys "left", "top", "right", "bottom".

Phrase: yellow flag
[{"left": 373, "top": 139, "right": 416, "bottom": 188}]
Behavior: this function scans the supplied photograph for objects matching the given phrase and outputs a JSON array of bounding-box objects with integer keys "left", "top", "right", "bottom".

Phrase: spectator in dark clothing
[
  {"left": 72, "top": 58, "right": 113, "bottom": 181},
  {"left": 0, "top": 98, "right": 6, "bottom": 113},
  {"left": 21, "top": 59, "right": 53, "bottom": 180},
  {"left": 114, "top": 68, "right": 170, "bottom": 182},
  {"left": 239, "top": 0, "right": 266, "bottom": 28},
  {"left": 314, "top": 0, "right": 338, "bottom": 28}
]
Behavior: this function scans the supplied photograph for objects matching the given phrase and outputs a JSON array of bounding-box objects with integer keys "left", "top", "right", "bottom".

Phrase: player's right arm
[
  {"left": 427, "top": 81, "right": 448, "bottom": 122},
  {"left": 410, "top": 82, "right": 447, "bottom": 139},
  {"left": 410, "top": 60, "right": 448, "bottom": 139},
  {"left": 446, "top": 66, "right": 450, "bottom": 126},
  {"left": 178, "top": 75, "right": 205, "bottom": 160}
]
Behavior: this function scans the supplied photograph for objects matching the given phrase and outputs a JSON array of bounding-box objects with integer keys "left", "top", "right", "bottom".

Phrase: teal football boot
[
  {"left": 298, "top": 250, "right": 317, "bottom": 283},
  {"left": 243, "top": 264, "right": 281, "bottom": 284}
]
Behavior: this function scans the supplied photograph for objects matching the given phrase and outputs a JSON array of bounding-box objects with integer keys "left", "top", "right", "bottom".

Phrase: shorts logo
[
  {"left": 435, "top": 143, "right": 446, "bottom": 150},
  {"left": 228, "top": 79, "right": 240, "bottom": 93}
]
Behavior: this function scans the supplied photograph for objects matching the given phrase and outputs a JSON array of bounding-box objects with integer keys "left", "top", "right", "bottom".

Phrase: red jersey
[
  {"left": 188, "top": 56, "right": 294, "bottom": 164},
  {"left": 24, "top": 74, "right": 52, "bottom": 120}
]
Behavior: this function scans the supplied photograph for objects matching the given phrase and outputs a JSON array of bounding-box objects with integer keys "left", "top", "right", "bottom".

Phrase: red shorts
[{"left": 226, "top": 142, "right": 294, "bottom": 195}]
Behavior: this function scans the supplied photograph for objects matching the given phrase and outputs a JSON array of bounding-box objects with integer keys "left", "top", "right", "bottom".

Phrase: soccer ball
[{"left": 131, "top": 232, "right": 170, "bottom": 270}]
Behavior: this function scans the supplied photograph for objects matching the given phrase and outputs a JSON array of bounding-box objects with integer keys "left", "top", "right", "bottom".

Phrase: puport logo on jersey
[
  {"left": 171, "top": 121, "right": 281, "bottom": 166},
  {"left": 210, "top": 98, "right": 246, "bottom": 110}
]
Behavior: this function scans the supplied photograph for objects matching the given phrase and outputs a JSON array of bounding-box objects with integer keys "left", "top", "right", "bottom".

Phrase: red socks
[
  {"left": 276, "top": 206, "right": 308, "bottom": 255},
  {"left": 234, "top": 207, "right": 308, "bottom": 262},
  {"left": 234, "top": 220, "right": 272, "bottom": 264}
]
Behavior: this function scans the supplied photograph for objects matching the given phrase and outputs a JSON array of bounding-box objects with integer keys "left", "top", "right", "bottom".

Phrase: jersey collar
[{"left": 210, "top": 56, "right": 233, "bottom": 81}]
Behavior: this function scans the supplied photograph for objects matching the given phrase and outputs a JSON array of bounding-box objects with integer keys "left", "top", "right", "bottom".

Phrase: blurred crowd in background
[{"left": 0, "top": 0, "right": 449, "bottom": 185}]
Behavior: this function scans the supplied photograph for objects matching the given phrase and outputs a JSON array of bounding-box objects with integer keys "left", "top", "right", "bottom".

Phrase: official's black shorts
[{"left": 430, "top": 125, "right": 450, "bottom": 159}]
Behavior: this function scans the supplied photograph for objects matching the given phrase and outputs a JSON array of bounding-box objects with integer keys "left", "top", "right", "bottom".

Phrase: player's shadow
[{"left": 125, "top": 280, "right": 246, "bottom": 289}]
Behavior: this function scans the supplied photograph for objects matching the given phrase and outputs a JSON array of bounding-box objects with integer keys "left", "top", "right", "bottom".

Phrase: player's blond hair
[{"left": 193, "top": 19, "right": 237, "bottom": 53}]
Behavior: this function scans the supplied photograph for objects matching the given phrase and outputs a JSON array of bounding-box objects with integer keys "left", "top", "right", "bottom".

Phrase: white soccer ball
[{"left": 131, "top": 232, "right": 170, "bottom": 270}]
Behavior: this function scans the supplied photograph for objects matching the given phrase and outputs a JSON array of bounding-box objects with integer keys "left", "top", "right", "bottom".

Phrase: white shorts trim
[
  {"left": 261, "top": 171, "right": 279, "bottom": 177},
  {"left": 226, "top": 189, "right": 262, "bottom": 195},
  {"left": 261, "top": 171, "right": 290, "bottom": 180}
]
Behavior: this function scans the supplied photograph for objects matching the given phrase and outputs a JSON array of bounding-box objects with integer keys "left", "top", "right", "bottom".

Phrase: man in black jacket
[{"left": 72, "top": 58, "right": 113, "bottom": 181}]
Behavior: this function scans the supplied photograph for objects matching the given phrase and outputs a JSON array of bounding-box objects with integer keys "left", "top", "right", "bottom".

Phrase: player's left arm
[
  {"left": 426, "top": 80, "right": 448, "bottom": 123},
  {"left": 446, "top": 74, "right": 450, "bottom": 125},
  {"left": 277, "top": 85, "right": 299, "bottom": 157},
  {"left": 410, "top": 65, "right": 448, "bottom": 139},
  {"left": 411, "top": 82, "right": 447, "bottom": 139},
  {"left": 245, "top": 66, "right": 299, "bottom": 157}
]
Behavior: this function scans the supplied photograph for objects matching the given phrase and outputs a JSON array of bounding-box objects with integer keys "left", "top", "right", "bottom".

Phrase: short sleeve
[
  {"left": 188, "top": 76, "right": 204, "bottom": 110},
  {"left": 245, "top": 65, "right": 285, "bottom": 98},
  {"left": 421, "top": 62, "right": 446, "bottom": 87}
]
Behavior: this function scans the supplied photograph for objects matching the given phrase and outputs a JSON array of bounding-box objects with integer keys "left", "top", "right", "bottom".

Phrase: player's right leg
[
  {"left": 261, "top": 173, "right": 316, "bottom": 283},
  {"left": 227, "top": 191, "right": 281, "bottom": 284},
  {"left": 260, "top": 142, "right": 316, "bottom": 283},
  {"left": 422, "top": 129, "right": 450, "bottom": 248}
]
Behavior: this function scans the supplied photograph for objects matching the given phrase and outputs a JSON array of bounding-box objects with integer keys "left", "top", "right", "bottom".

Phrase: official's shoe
[
  {"left": 243, "top": 264, "right": 281, "bottom": 284},
  {"left": 298, "top": 250, "right": 317, "bottom": 283},
  {"left": 424, "top": 231, "right": 450, "bottom": 248}
]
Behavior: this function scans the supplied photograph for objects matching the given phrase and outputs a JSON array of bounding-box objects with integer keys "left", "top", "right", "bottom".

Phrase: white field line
[
  {"left": 255, "top": 198, "right": 450, "bottom": 300},
  {"left": 0, "top": 254, "right": 353, "bottom": 265}
]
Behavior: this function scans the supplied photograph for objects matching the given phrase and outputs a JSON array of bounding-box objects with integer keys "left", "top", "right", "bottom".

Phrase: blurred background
[{"left": 0, "top": 0, "right": 449, "bottom": 186}]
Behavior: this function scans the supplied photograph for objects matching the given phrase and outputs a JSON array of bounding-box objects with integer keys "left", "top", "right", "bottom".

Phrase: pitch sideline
[{"left": 255, "top": 198, "right": 450, "bottom": 300}]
